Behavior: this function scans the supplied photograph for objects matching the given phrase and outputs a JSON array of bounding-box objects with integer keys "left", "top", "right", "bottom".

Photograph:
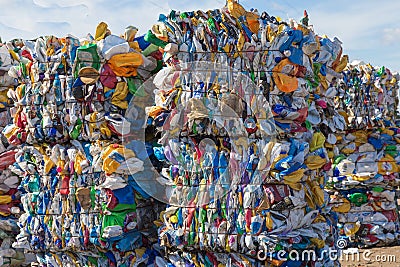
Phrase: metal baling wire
[
  {"left": 0, "top": 49, "right": 304, "bottom": 86},
  {"left": 18, "top": 181, "right": 343, "bottom": 190},
  {"left": 19, "top": 134, "right": 397, "bottom": 175},
  {"left": 19, "top": 216, "right": 399, "bottom": 236},
  {"left": 6, "top": 109, "right": 400, "bottom": 151},
  {"left": 6, "top": 49, "right": 331, "bottom": 77},
  {"left": 4, "top": 88, "right": 370, "bottom": 120},
  {"left": 20, "top": 198, "right": 396, "bottom": 215},
  {"left": 20, "top": 157, "right": 328, "bottom": 178},
  {"left": 22, "top": 202, "right": 159, "bottom": 216},
  {"left": 21, "top": 234, "right": 313, "bottom": 255},
  {"left": 8, "top": 46, "right": 391, "bottom": 84},
  {"left": 21, "top": 190, "right": 398, "bottom": 215},
  {"left": 20, "top": 149, "right": 396, "bottom": 208},
  {"left": 10, "top": 73, "right": 396, "bottom": 214},
  {"left": 13, "top": 47, "right": 310, "bottom": 64},
  {"left": 0, "top": 69, "right": 318, "bottom": 88},
  {"left": 0, "top": 73, "right": 355, "bottom": 89},
  {"left": 24, "top": 209, "right": 159, "bottom": 243},
  {"left": 20, "top": 193, "right": 392, "bottom": 243},
  {"left": 3, "top": 63, "right": 390, "bottom": 99},
  {"left": 3, "top": 102, "right": 272, "bottom": 123},
  {"left": 25, "top": 202, "right": 334, "bottom": 231},
  {"left": 24, "top": 226, "right": 318, "bottom": 250},
  {"left": 2, "top": 86, "right": 392, "bottom": 122}
]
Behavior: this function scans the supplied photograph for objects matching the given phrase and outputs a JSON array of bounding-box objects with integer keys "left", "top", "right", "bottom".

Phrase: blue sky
[{"left": 1, "top": 0, "right": 399, "bottom": 71}]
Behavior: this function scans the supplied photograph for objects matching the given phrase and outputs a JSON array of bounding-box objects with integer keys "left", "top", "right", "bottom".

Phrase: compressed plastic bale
[{"left": 0, "top": 2, "right": 399, "bottom": 266}]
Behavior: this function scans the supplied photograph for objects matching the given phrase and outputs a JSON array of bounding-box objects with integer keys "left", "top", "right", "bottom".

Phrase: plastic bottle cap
[{"left": 10, "top": 207, "right": 20, "bottom": 214}]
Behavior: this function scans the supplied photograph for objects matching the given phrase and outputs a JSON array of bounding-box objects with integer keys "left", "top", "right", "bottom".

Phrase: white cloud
[
  {"left": 306, "top": 3, "right": 400, "bottom": 50},
  {"left": 253, "top": 0, "right": 400, "bottom": 70},
  {"left": 0, "top": 0, "right": 222, "bottom": 40},
  {"left": 0, "top": 0, "right": 90, "bottom": 40},
  {"left": 270, "top": 2, "right": 288, "bottom": 13},
  {"left": 383, "top": 28, "right": 400, "bottom": 45}
]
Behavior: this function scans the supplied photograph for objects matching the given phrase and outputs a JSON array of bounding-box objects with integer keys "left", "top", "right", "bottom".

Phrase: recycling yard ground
[
  {"left": 341, "top": 246, "right": 400, "bottom": 267},
  {"left": 1, "top": 0, "right": 400, "bottom": 266}
]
